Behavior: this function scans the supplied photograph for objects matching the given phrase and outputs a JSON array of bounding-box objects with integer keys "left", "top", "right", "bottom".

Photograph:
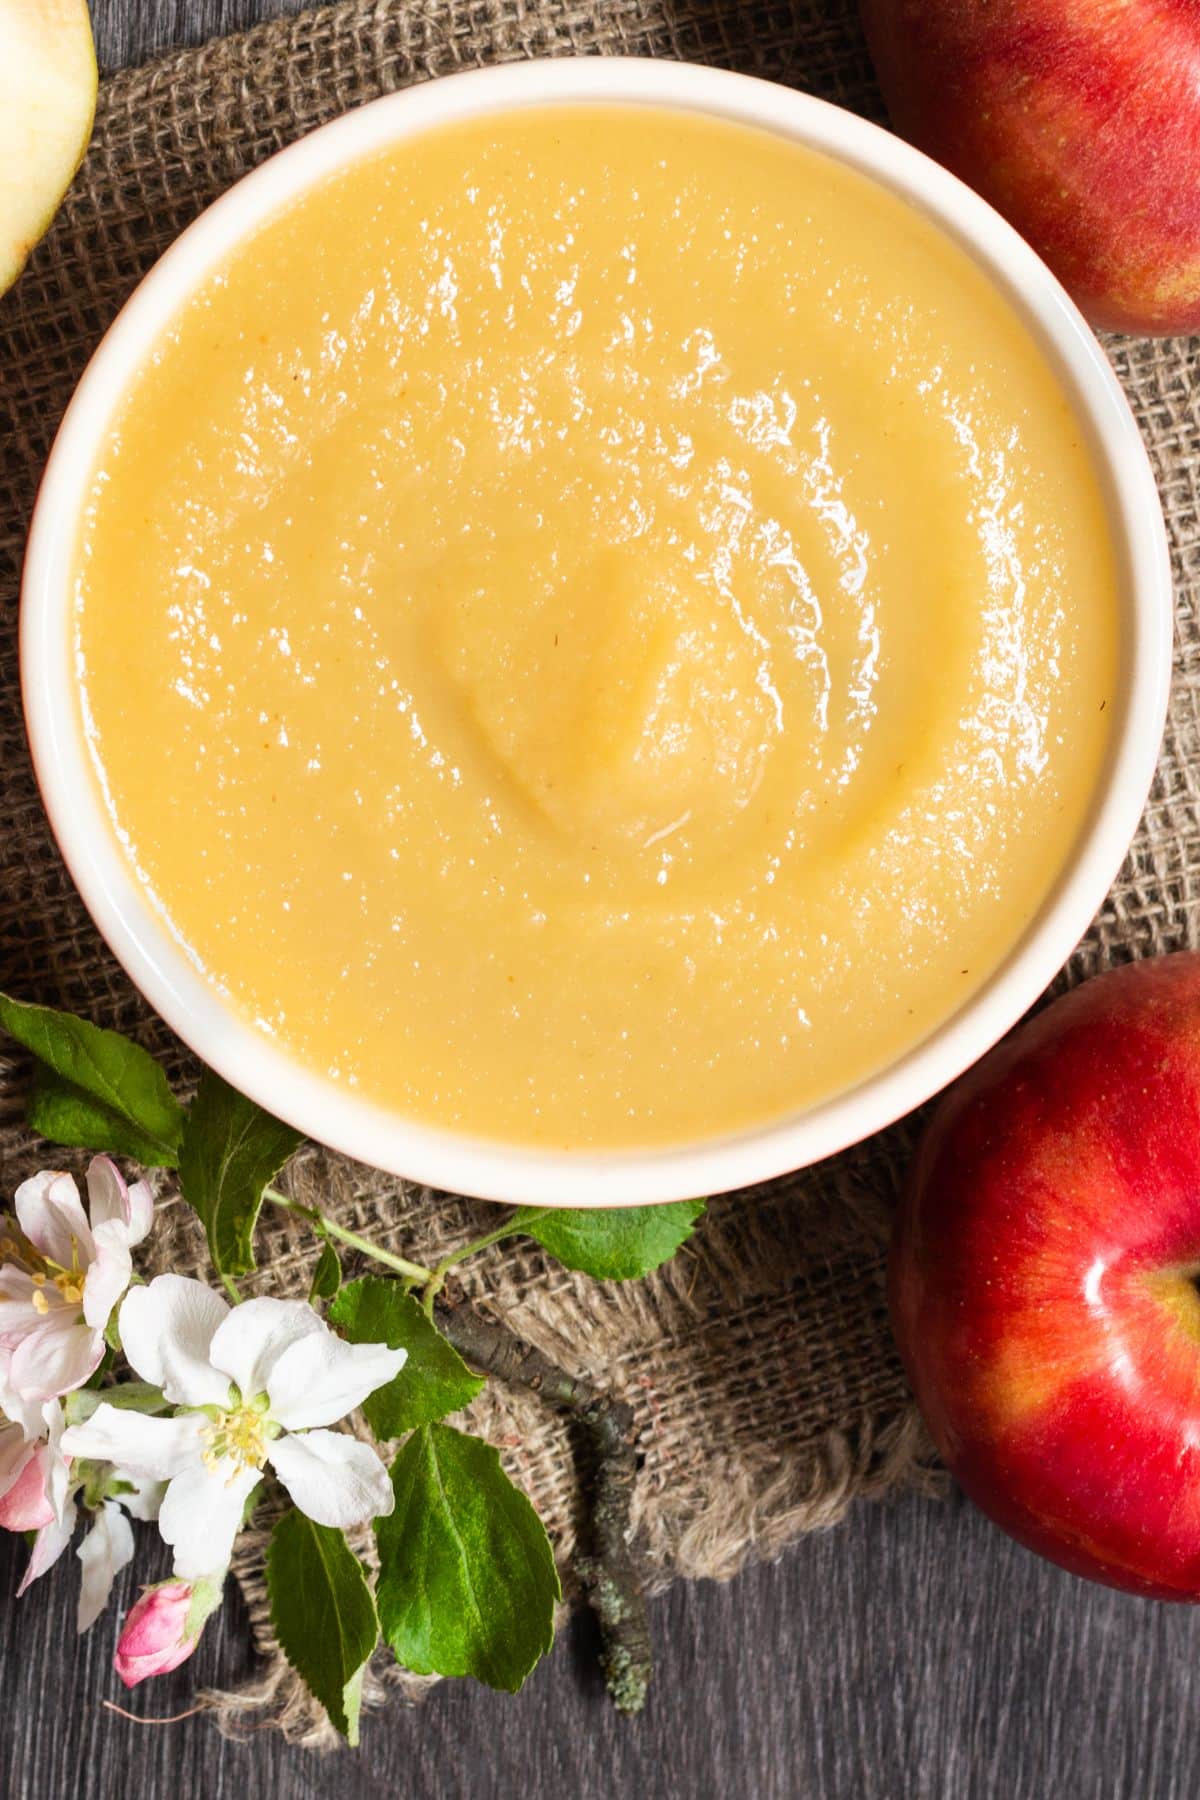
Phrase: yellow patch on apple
[{"left": 0, "top": 0, "right": 97, "bottom": 295}]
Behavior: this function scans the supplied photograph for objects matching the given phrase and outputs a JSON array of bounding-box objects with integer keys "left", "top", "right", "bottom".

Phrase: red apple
[
  {"left": 858, "top": 0, "right": 1200, "bottom": 334},
  {"left": 892, "top": 953, "right": 1200, "bottom": 1599}
]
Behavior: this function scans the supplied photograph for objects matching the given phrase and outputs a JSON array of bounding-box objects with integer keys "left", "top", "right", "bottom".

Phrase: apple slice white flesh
[{"left": 0, "top": 0, "right": 97, "bottom": 296}]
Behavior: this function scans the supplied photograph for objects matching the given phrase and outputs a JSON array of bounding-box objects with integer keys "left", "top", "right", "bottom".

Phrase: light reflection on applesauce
[{"left": 72, "top": 107, "right": 1117, "bottom": 1146}]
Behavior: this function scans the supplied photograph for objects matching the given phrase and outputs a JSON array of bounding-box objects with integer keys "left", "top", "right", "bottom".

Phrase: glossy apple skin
[
  {"left": 893, "top": 953, "right": 1200, "bottom": 1599},
  {"left": 859, "top": 0, "right": 1200, "bottom": 334}
]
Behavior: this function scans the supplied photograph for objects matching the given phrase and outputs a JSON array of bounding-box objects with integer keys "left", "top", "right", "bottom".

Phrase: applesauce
[{"left": 71, "top": 105, "right": 1117, "bottom": 1149}]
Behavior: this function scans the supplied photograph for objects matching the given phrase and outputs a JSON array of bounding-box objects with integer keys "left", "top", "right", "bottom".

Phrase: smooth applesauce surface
[{"left": 73, "top": 106, "right": 1117, "bottom": 1148}]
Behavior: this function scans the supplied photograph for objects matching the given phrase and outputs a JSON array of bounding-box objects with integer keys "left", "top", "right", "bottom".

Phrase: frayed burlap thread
[{"left": 1, "top": 0, "right": 1197, "bottom": 1748}]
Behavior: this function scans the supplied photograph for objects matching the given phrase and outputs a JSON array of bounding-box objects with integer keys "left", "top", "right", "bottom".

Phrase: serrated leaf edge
[
  {"left": 332, "top": 1278, "right": 487, "bottom": 1435},
  {"left": 516, "top": 1197, "right": 707, "bottom": 1280},
  {"left": 265, "top": 1512, "right": 378, "bottom": 1746},
  {"left": 376, "top": 1423, "right": 559, "bottom": 1693},
  {"left": 178, "top": 1074, "right": 302, "bottom": 1279},
  {"left": 0, "top": 993, "right": 184, "bottom": 1165}
]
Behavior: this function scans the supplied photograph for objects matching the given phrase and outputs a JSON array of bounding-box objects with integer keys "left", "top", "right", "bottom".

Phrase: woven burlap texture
[{"left": 1, "top": 0, "right": 1197, "bottom": 1747}]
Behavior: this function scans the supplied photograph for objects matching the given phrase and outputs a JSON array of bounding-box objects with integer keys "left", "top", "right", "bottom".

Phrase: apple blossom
[
  {"left": 0, "top": 1361, "right": 52, "bottom": 1517},
  {"left": 15, "top": 1399, "right": 77, "bottom": 1595},
  {"left": 60, "top": 1276, "right": 406, "bottom": 1580},
  {"left": 114, "top": 1577, "right": 222, "bottom": 1688},
  {"left": 0, "top": 1158, "right": 154, "bottom": 1400},
  {"left": 1, "top": 1394, "right": 162, "bottom": 1631}
]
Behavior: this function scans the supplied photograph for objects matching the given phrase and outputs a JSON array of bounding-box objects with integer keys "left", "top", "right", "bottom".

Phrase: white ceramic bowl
[{"left": 21, "top": 58, "right": 1172, "bottom": 1208}]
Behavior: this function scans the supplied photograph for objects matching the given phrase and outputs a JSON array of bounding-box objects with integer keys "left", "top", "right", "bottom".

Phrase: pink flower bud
[
  {"left": 0, "top": 1445, "right": 53, "bottom": 1532},
  {"left": 114, "top": 1581, "right": 203, "bottom": 1688}
]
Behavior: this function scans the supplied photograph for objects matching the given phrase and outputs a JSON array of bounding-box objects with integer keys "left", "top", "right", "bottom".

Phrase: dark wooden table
[{"left": 5, "top": 6, "right": 1199, "bottom": 1795}]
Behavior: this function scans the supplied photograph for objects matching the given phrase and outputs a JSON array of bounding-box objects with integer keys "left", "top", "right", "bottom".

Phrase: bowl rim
[{"left": 20, "top": 56, "right": 1173, "bottom": 1207}]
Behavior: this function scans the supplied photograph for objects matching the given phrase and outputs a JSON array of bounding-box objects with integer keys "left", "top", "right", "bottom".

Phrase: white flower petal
[
  {"left": 267, "top": 1429, "right": 395, "bottom": 1527},
  {"left": 0, "top": 1265, "right": 49, "bottom": 1346},
  {"left": 0, "top": 1355, "right": 44, "bottom": 1439},
  {"left": 15, "top": 1171, "right": 95, "bottom": 1268},
  {"left": 125, "top": 1182, "right": 155, "bottom": 1247},
  {"left": 84, "top": 1157, "right": 130, "bottom": 1233},
  {"left": 85, "top": 1158, "right": 153, "bottom": 1244},
  {"left": 9, "top": 1315, "right": 102, "bottom": 1400},
  {"left": 61, "top": 1405, "right": 205, "bottom": 1482},
  {"left": 17, "top": 1495, "right": 77, "bottom": 1595},
  {"left": 207, "top": 1298, "right": 326, "bottom": 1405},
  {"left": 159, "top": 1458, "right": 260, "bottom": 1581},
  {"left": 0, "top": 1420, "right": 32, "bottom": 1500},
  {"left": 118, "top": 1277, "right": 231, "bottom": 1406},
  {"left": 266, "top": 1332, "right": 407, "bottom": 1431},
  {"left": 113, "top": 1470, "right": 166, "bottom": 1522},
  {"left": 82, "top": 1224, "right": 132, "bottom": 1331},
  {"left": 43, "top": 1401, "right": 70, "bottom": 1525},
  {"left": 76, "top": 1500, "right": 135, "bottom": 1634}
]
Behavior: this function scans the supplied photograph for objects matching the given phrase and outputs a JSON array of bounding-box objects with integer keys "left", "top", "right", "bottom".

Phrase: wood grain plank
[
  {"left": 90, "top": 0, "right": 311, "bottom": 68},
  {"left": 4, "top": 1488, "right": 1198, "bottom": 1800}
]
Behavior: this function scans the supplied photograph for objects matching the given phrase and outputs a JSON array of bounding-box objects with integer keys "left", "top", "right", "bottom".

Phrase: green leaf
[
  {"left": 330, "top": 1277, "right": 484, "bottom": 1435},
  {"left": 178, "top": 1070, "right": 302, "bottom": 1279},
  {"left": 514, "top": 1200, "right": 706, "bottom": 1280},
  {"left": 376, "top": 1423, "right": 559, "bottom": 1691},
  {"left": 266, "top": 1511, "right": 378, "bottom": 1746},
  {"left": 309, "top": 1240, "right": 342, "bottom": 1303},
  {"left": 0, "top": 991, "right": 183, "bottom": 1166},
  {"left": 27, "top": 1065, "right": 173, "bottom": 1168},
  {"left": 64, "top": 1381, "right": 169, "bottom": 1425}
]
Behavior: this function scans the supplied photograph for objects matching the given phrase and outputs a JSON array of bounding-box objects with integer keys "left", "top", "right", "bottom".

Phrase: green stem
[
  {"left": 420, "top": 1207, "right": 552, "bottom": 1317},
  {"left": 219, "top": 1271, "right": 241, "bottom": 1305},
  {"left": 262, "top": 1187, "right": 434, "bottom": 1285},
  {"left": 263, "top": 1188, "right": 550, "bottom": 1312}
]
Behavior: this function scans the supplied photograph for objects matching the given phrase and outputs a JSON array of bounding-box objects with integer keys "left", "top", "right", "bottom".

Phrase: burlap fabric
[{"left": 1, "top": 0, "right": 1198, "bottom": 1746}]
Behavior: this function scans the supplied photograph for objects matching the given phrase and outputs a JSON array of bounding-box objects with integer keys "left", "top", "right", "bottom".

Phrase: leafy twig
[
  {"left": 419, "top": 1209, "right": 551, "bottom": 1317},
  {"left": 0, "top": 988, "right": 703, "bottom": 1734},
  {"left": 433, "top": 1297, "right": 651, "bottom": 1715},
  {"left": 266, "top": 1188, "right": 658, "bottom": 1708},
  {"left": 265, "top": 1188, "right": 552, "bottom": 1313},
  {"left": 263, "top": 1187, "right": 433, "bottom": 1286}
]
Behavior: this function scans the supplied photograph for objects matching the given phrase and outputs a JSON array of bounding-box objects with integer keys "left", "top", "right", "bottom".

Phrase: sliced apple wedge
[{"left": 0, "top": 0, "right": 97, "bottom": 297}]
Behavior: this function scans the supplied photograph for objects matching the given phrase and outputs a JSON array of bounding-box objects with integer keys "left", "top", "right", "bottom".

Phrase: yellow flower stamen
[
  {"left": 199, "top": 1403, "right": 269, "bottom": 1482},
  {"left": 0, "top": 1204, "right": 93, "bottom": 1317},
  {"left": 14, "top": 1237, "right": 88, "bottom": 1303}
]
